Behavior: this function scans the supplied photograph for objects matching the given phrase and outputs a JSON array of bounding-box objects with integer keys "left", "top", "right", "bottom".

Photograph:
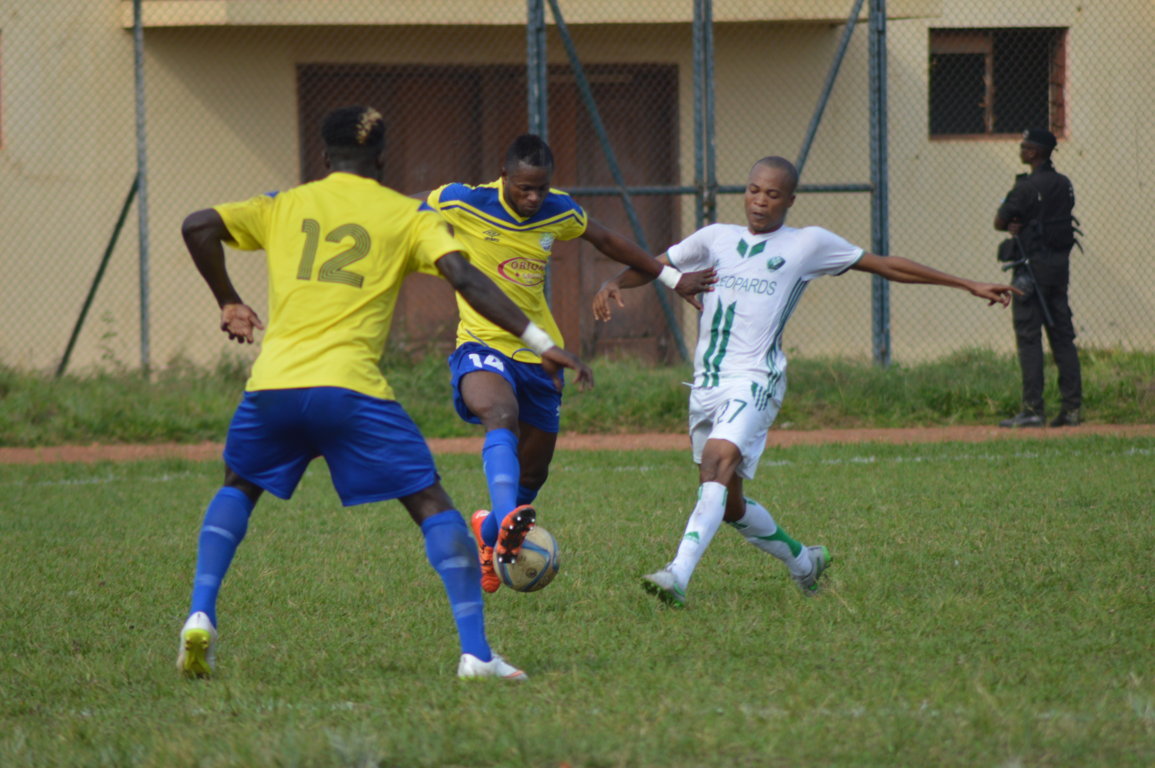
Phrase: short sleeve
[
  {"left": 666, "top": 225, "right": 718, "bottom": 272},
  {"left": 556, "top": 200, "right": 588, "bottom": 241},
  {"left": 409, "top": 210, "right": 467, "bottom": 277},
  {"left": 214, "top": 194, "right": 276, "bottom": 251},
  {"left": 796, "top": 227, "right": 865, "bottom": 280},
  {"left": 425, "top": 185, "right": 450, "bottom": 211}
]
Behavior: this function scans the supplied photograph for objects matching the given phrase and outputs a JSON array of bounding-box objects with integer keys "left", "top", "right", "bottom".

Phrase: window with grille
[{"left": 929, "top": 28, "right": 1066, "bottom": 139}]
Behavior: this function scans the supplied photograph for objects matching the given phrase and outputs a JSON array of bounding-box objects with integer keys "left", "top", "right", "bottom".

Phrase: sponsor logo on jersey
[
  {"left": 483, "top": 229, "right": 502, "bottom": 243},
  {"left": 718, "top": 275, "right": 777, "bottom": 296},
  {"left": 497, "top": 256, "right": 547, "bottom": 286},
  {"left": 766, "top": 255, "right": 785, "bottom": 271},
  {"left": 539, "top": 233, "right": 556, "bottom": 251}
]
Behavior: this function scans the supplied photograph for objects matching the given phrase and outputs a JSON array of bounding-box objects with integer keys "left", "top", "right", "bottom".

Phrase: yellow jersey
[
  {"left": 215, "top": 172, "right": 462, "bottom": 400},
  {"left": 427, "top": 179, "right": 587, "bottom": 362}
]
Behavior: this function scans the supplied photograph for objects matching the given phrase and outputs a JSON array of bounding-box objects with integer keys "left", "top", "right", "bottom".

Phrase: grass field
[
  {"left": 3, "top": 346, "right": 1154, "bottom": 445},
  {"left": 3, "top": 435, "right": 1153, "bottom": 767}
]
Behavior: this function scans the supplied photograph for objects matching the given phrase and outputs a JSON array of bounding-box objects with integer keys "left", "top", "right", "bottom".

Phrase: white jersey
[{"left": 667, "top": 223, "right": 863, "bottom": 390}]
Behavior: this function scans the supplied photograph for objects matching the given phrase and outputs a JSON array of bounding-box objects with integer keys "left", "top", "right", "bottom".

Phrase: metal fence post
[
  {"left": 869, "top": 0, "right": 891, "bottom": 367},
  {"left": 527, "top": 0, "right": 549, "bottom": 300},
  {"left": 133, "top": 0, "right": 152, "bottom": 374},
  {"left": 527, "top": 0, "right": 548, "bottom": 140}
]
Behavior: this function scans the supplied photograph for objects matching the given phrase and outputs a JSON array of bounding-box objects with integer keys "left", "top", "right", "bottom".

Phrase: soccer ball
[{"left": 495, "top": 524, "right": 560, "bottom": 592}]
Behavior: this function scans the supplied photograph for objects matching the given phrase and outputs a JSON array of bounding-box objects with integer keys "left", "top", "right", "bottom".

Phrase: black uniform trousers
[{"left": 1011, "top": 249, "right": 1082, "bottom": 415}]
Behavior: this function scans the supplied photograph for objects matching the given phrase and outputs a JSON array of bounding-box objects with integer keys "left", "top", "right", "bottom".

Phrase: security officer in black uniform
[{"left": 995, "top": 129, "right": 1082, "bottom": 428}]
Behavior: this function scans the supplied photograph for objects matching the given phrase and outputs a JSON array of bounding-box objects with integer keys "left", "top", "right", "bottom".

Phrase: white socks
[
  {"left": 730, "top": 497, "right": 812, "bottom": 577},
  {"left": 668, "top": 482, "right": 728, "bottom": 588}
]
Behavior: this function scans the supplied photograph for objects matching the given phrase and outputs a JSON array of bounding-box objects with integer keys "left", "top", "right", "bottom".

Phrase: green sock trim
[{"left": 754, "top": 528, "right": 802, "bottom": 557}]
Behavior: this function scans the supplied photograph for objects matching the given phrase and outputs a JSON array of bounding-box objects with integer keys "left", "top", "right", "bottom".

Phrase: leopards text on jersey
[{"left": 666, "top": 223, "right": 863, "bottom": 391}]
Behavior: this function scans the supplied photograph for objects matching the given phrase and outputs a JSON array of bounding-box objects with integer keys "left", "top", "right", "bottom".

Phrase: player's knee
[
  {"left": 400, "top": 483, "right": 455, "bottom": 525},
  {"left": 478, "top": 408, "right": 519, "bottom": 429},
  {"left": 223, "top": 467, "right": 262, "bottom": 503}
]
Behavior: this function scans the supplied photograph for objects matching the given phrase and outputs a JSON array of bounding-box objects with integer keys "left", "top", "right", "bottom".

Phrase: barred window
[{"left": 929, "top": 28, "right": 1066, "bottom": 139}]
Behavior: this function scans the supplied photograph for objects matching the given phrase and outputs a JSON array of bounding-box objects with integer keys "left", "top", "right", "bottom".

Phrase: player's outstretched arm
[
  {"left": 592, "top": 255, "right": 716, "bottom": 322},
  {"left": 436, "top": 251, "right": 594, "bottom": 391},
  {"left": 582, "top": 220, "right": 716, "bottom": 312},
  {"left": 182, "top": 208, "right": 264, "bottom": 343},
  {"left": 851, "top": 252, "right": 1021, "bottom": 306}
]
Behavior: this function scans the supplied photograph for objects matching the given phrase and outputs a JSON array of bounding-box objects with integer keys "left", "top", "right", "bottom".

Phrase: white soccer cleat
[
  {"left": 792, "top": 545, "right": 832, "bottom": 597},
  {"left": 177, "top": 611, "right": 217, "bottom": 678},
  {"left": 641, "top": 567, "right": 687, "bottom": 608},
  {"left": 457, "top": 652, "right": 528, "bottom": 681}
]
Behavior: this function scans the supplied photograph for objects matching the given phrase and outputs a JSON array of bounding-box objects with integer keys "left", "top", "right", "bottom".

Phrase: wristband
[
  {"left": 657, "top": 264, "right": 682, "bottom": 289},
  {"left": 520, "top": 321, "right": 555, "bottom": 355}
]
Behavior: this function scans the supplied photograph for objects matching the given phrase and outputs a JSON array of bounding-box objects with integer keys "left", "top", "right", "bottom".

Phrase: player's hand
[
  {"left": 220, "top": 302, "right": 264, "bottom": 343},
  {"left": 969, "top": 282, "right": 1022, "bottom": 307},
  {"left": 540, "top": 346, "right": 594, "bottom": 392},
  {"left": 674, "top": 267, "right": 717, "bottom": 311},
  {"left": 592, "top": 280, "right": 623, "bottom": 323}
]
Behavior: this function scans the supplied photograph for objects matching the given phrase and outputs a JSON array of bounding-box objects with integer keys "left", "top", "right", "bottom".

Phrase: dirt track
[{"left": 2, "top": 424, "right": 1152, "bottom": 465}]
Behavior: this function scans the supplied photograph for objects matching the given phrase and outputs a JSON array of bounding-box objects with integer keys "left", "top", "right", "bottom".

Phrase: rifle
[{"left": 1000, "top": 234, "right": 1055, "bottom": 327}]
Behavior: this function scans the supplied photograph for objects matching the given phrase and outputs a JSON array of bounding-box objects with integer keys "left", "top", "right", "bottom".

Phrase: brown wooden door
[{"left": 297, "top": 63, "right": 680, "bottom": 360}]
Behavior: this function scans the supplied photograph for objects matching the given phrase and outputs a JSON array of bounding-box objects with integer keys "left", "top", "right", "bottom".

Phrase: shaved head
[{"left": 751, "top": 156, "right": 799, "bottom": 195}]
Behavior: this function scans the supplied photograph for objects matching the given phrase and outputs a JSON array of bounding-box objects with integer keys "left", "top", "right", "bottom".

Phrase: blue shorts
[
  {"left": 448, "top": 343, "right": 563, "bottom": 433},
  {"left": 223, "top": 387, "right": 438, "bottom": 506}
]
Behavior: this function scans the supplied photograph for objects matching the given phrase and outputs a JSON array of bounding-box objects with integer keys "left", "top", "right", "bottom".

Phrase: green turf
[
  {"left": 2, "top": 436, "right": 1152, "bottom": 766},
  {"left": 2, "top": 346, "right": 1153, "bottom": 446}
]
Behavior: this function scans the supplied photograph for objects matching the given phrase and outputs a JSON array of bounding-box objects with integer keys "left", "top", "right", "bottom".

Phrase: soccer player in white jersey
[{"left": 594, "top": 156, "right": 1019, "bottom": 607}]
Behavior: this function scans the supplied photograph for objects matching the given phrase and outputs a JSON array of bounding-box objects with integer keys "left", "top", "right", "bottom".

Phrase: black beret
[{"left": 1022, "top": 129, "right": 1057, "bottom": 150}]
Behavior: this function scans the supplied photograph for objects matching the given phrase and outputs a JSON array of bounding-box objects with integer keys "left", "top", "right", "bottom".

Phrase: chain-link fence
[{"left": 3, "top": 0, "right": 1153, "bottom": 375}]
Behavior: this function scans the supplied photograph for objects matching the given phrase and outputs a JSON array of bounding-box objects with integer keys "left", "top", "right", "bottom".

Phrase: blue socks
[
  {"left": 188, "top": 493, "right": 492, "bottom": 661},
  {"left": 480, "top": 428, "right": 519, "bottom": 546},
  {"left": 421, "top": 510, "right": 491, "bottom": 660},
  {"left": 188, "top": 486, "right": 254, "bottom": 626}
]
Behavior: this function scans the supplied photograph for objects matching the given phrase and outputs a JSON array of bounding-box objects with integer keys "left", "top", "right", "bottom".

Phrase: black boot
[
  {"left": 1049, "top": 410, "right": 1081, "bottom": 427},
  {"left": 999, "top": 411, "right": 1044, "bottom": 428}
]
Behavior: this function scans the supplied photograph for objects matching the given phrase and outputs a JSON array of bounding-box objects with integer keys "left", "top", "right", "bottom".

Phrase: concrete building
[{"left": 2, "top": 0, "right": 1150, "bottom": 372}]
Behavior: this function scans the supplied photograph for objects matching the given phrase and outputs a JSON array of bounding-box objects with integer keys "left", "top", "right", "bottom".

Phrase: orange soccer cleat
[{"left": 470, "top": 510, "right": 502, "bottom": 594}]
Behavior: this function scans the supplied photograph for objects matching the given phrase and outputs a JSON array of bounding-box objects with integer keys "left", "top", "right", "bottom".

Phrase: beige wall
[
  {"left": 0, "top": 0, "right": 140, "bottom": 370},
  {"left": 885, "top": 1, "right": 1155, "bottom": 358},
  {"left": 2, "top": 0, "right": 1152, "bottom": 372}
]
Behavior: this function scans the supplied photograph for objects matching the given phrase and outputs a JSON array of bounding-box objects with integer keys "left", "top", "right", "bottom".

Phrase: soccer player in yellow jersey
[
  {"left": 425, "top": 134, "right": 714, "bottom": 593},
  {"left": 176, "top": 106, "right": 592, "bottom": 682}
]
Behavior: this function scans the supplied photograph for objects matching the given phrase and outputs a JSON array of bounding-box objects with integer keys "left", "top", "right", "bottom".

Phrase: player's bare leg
[{"left": 516, "top": 422, "right": 556, "bottom": 504}]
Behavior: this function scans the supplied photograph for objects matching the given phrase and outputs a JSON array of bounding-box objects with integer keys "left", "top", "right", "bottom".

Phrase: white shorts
[{"left": 689, "top": 378, "right": 784, "bottom": 480}]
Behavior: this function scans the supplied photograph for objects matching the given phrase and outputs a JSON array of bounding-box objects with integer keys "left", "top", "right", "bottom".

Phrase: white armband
[
  {"left": 657, "top": 264, "right": 682, "bottom": 289},
  {"left": 520, "top": 321, "right": 555, "bottom": 356}
]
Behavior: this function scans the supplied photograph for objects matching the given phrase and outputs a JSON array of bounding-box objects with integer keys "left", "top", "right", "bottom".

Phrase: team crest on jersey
[
  {"left": 539, "top": 233, "right": 556, "bottom": 251},
  {"left": 498, "top": 256, "right": 546, "bottom": 286},
  {"left": 766, "top": 255, "right": 785, "bottom": 271}
]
